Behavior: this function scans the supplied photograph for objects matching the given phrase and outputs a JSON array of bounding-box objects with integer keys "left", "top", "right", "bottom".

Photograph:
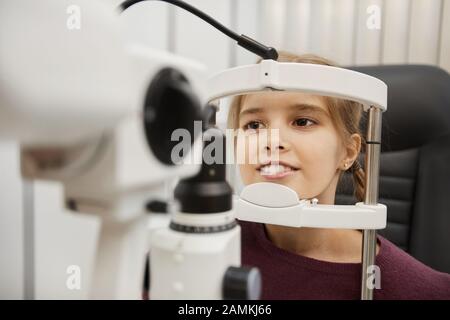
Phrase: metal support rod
[
  {"left": 361, "top": 106, "right": 382, "bottom": 300},
  {"left": 23, "top": 180, "right": 35, "bottom": 300}
]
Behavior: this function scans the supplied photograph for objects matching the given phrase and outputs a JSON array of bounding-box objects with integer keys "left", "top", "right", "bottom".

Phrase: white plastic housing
[
  {"left": 207, "top": 59, "right": 387, "bottom": 111},
  {"left": 0, "top": 0, "right": 209, "bottom": 148},
  {"left": 149, "top": 224, "right": 241, "bottom": 299},
  {"left": 20, "top": 44, "right": 208, "bottom": 221},
  {"left": 235, "top": 183, "right": 387, "bottom": 229},
  {"left": 0, "top": 0, "right": 138, "bottom": 146}
]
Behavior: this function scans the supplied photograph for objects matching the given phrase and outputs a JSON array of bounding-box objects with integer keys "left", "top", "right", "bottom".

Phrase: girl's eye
[
  {"left": 293, "top": 118, "right": 315, "bottom": 127},
  {"left": 243, "top": 121, "right": 265, "bottom": 130}
]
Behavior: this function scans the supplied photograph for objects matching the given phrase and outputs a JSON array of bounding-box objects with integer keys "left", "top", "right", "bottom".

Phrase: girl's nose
[
  {"left": 263, "top": 129, "right": 291, "bottom": 152},
  {"left": 264, "top": 143, "right": 285, "bottom": 151}
]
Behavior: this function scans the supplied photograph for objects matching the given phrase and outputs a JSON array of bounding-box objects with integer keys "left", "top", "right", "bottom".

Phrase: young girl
[{"left": 228, "top": 52, "right": 450, "bottom": 300}]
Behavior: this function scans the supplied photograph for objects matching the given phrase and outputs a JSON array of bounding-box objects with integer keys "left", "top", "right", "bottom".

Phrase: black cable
[
  {"left": 121, "top": 0, "right": 239, "bottom": 41},
  {"left": 119, "top": 0, "right": 278, "bottom": 60}
]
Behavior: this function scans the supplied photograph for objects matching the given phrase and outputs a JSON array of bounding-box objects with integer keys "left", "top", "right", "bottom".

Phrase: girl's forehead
[{"left": 240, "top": 91, "right": 328, "bottom": 113}]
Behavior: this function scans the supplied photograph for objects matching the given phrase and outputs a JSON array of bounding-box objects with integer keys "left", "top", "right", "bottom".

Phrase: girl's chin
[{"left": 251, "top": 175, "right": 300, "bottom": 190}]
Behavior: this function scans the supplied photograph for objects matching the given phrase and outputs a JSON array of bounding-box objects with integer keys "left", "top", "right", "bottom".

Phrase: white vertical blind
[
  {"left": 354, "top": 0, "right": 384, "bottom": 65},
  {"left": 116, "top": 0, "right": 450, "bottom": 72},
  {"left": 259, "top": 0, "right": 288, "bottom": 50},
  {"left": 284, "top": 0, "right": 312, "bottom": 55},
  {"left": 306, "top": 0, "right": 356, "bottom": 65},
  {"left": 309, "top": 0, "right": 334, "bottom": 60},
  {"left": 233, "top": 0, "right": 260, "bottom": 67},
  {"left": 382, "top": 0, "right": 411, "bottom": 64},
  {"left": 439, "top": 0, "right": 450, "bottom": 71},
  {"left": 328, "top": 0, "right": 357, "bottom": 65},
  {"left": 408, "top": 0, "right": 443, "bottom": 64},
  {"left": 174, "top": 0, "right": 232, "bottom": 75}
]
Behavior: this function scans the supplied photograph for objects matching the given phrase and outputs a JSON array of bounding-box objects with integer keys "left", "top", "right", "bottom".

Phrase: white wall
[
  {"left": 0, "top": 141, "right": 24, "bottom": 299},
  {"left": 34, "top": 181, "right": 100, "bottom": 299}
]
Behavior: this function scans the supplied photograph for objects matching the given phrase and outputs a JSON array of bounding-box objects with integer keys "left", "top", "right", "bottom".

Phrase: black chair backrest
[{"left": 336, "top": 65, "right": 450, "bottom": 274}]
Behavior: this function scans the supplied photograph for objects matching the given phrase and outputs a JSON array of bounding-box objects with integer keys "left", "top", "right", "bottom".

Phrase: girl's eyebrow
[
  {"left": 240, "top": 103, "right": 327, "bottom": 117},
  {"left": 289, "top": 103, "right": 329, "bottom": 116},
  {"left": 239, "top": 107, "right": 265, "bottom": 117}
]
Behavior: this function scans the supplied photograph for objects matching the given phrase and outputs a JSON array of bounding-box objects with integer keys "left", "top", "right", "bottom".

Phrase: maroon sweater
[{"left": 240, "top": 220, "right": 450, "bottom": 300}]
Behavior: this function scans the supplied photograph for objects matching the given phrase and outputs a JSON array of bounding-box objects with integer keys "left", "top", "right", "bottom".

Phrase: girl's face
[{"left": 237, "top": 91, "right": 360, "bottom": 202}]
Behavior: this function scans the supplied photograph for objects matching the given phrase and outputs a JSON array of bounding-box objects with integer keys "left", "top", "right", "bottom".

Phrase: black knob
[
  {"left": 223, "top": 266, "right": 262, "bottom": 300},
  {"left": 146, "top": 200, "right": 168, "bottom": 214}
]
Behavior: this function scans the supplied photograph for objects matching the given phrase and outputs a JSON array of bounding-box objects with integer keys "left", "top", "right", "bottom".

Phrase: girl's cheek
[
  {"left": 298, "top": 131, "right": 337, "bottom": 155},
  {"left": 239, "top": 164, "right": 256, "bottom": 185}
]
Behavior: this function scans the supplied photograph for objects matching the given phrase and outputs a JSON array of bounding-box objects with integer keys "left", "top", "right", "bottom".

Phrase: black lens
[{"left": 143, "top": 68, "right": 202, "bottom": 165}]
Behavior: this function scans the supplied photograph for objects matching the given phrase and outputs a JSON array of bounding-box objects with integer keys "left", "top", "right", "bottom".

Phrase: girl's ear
[{"left": 341, "top": 133, "right": 362, "bottom": 168}]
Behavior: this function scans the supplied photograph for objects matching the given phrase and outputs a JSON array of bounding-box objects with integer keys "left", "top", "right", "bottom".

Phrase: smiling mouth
[{"left": 257, "top": 162, "right": 299, "bottom": 179}]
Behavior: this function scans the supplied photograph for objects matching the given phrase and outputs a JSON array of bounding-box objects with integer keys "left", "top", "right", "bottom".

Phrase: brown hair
[{"left": 227, "top": 52, "right": 366, "bottom": 202}]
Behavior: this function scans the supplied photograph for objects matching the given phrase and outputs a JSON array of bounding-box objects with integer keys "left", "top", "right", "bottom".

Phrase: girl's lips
[
  {"left": 256, "top": 161, "right": 299, "bottom": 170},
  {"left": 259, "top": 169, "right": 298, "bottom": 180}
]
